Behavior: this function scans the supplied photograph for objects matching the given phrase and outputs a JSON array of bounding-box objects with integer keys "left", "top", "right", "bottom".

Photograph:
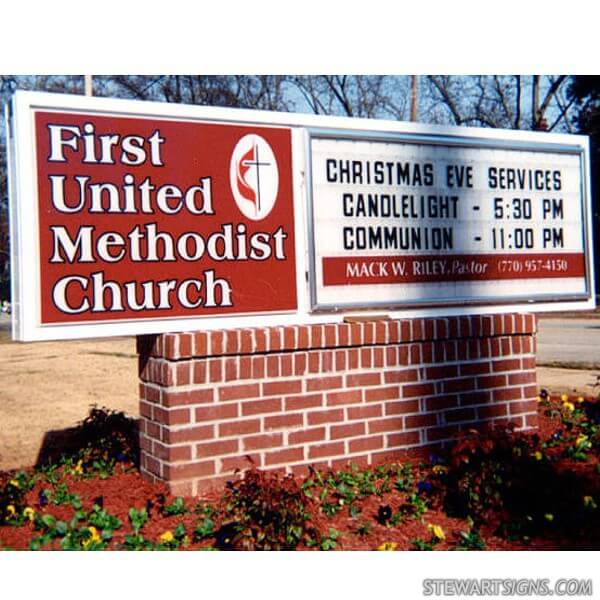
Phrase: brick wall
[{"left": 137, "top": 313, "right": 538, "bottom": 495}]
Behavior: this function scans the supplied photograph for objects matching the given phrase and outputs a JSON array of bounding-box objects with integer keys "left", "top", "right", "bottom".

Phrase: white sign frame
[
  {"left": 6, "top": 90, "right": 595, "bottom": 341},
  {"left": 305, "top": 128, "right": 594, "bottom": 312}
]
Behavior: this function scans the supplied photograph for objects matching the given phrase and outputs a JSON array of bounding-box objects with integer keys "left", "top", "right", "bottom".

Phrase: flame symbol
[{"left": 236, "top": 144, "right": 258, "bottom": 208}]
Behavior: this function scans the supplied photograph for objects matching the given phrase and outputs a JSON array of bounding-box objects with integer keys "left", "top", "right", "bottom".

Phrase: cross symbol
[{"left": 241, "top": 143, "right": 272, "bottom": 214}]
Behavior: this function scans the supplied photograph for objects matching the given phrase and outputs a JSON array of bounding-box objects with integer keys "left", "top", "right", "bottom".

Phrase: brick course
[{"left": 138, "top": 314, "right": 538, "bottom": 494}]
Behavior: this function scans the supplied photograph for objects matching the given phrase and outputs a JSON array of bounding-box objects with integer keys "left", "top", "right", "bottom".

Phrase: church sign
[
  {"left": 8, "top": 93, "right": 299, "bottom": 340},
  {"left": 6, "top": 92, "right": 594, "bottom": 341}
]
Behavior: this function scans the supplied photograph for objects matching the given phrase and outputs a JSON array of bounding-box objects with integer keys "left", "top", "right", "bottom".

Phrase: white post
[
  {"left": 410, "top": 75, "right": 418, "bottom": 122},
  {"left": 84, "top": 75, "right": 93, "bottom": 97}
]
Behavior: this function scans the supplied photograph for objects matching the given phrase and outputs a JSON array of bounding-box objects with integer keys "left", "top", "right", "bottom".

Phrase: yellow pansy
[
  {"left": 576, "top": 434, "right": 589, "bottom": 447},
  {"left": 23, "top": 507, "right": 35, "bottom": 521},
  {"left": 6, "top": 505, "right": 16, "bottom": 517},
  {"left": 9, "top": 479, "right": 20, "bottom": 488},
  {"left": 160, "top": 530, "right": 174, "bottom": 543},
  {"left": 83, "top": 526, "right": 101, "bottom": 548},
  {"left": 583, "top": 496, "right": 597, "bottom": 510},
  {"left": 377, "top": 541, "right": 398, "bottom": 551},
  {"left": 560, "top": 393, "right": 569, "bottom": 402},
  {"left": 577, "top": 396, "right": 585, "bottom": 404},
  {"left": 428, "top": 523, "right": 446, "bottom": 541},
  {"left": 534, "top": 451, "right": 543, "bottom": 461},
  {"left": 562, "top": 401, "right": 575, "bottom": 413},
  {"left": 74, "top": 460, "right": 84, "bottom": 475}
]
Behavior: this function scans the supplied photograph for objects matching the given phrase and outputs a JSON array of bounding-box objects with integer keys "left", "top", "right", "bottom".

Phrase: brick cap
[{"left": 138, "top": 313, "right": 537, "bottom": 361}]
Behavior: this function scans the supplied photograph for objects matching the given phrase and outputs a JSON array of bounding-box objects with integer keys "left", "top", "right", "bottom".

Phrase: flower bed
[{"left": 1, "top": 392, "right": 599, "bottom": 551}]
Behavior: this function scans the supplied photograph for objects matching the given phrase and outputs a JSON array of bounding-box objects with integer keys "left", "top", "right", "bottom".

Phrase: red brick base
[{"left": 137, "top": 314, "right": 538, "bottom": 495}]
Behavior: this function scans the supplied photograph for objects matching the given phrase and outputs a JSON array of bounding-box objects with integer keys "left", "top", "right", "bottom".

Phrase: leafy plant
[
  {"left": 0, "top": 471, "right": 36, "bottom": 523},
  {"left": 307, "top": 527, "right": 340, "bottom": 550},
  {"left": 394, "top": 464, "right": 415, "bottom": 492},
  {"left": 9, "top": 471, "right": 34, "bottom": 491},
  {"left": 76, "top": 406, "right": 139, "bottom": 466},
  {"left": 121, "top": 506, "right": 154, "bottom": 549},
  {"left": 29, "top": 510, "right": 108, "bottom": 550},
  {"left": 399, "top": 492, "right": 428, "bottom": 519},
  {"left": 46, "top": 483, "right": 82, "bottom": 509},
  {"left": 455, "top": 529, "right": 486, "bottom": 550},
  {"left": 128, "top": 507, "right": 149, "bottom": 535},
  {"left": 217, "top": 467, "right": 319, "bottom": 550},
  {"left": 410, "top": 537, "right": 435, "bottom": 551},
  {"left": 302, "top": 464, "right": 398, "bottom": 519},
  {"left": 36, "top": 406, "right": 139, "bottom": 470},
  {"left": 84, "top": 458, "right": 119, "bottom": 480},
  {"left": 121, "top": 533, "right": 156, "bottom": 551},
  {"left": 321, "top": 501, "right": 340, "bottom": 517},
  {"left": 388, "top": 511, "right": 404, "bottom": 527},
  {"left": 122, "top": 507, "right": 154, "bottom": 551},
  {"left": 194, "top": 517, "right": 215, "bottom": 541},
  {"left": 564, "top": 433, "right": 593, "bottom": 461},
  {"left": 157, "top": 523, "right": 188, "bottom": 550},
  {"left": 162, "top": 496, "right": 188, "bottom": 516},
  {"left": 88, "top": 504, "right": 122, "bottom": 533},
  {"left": 319, "top": 528, "right": 340, "bottom": 551},
  {"left": 60, "top": 524, "right": 108, "bottom": 551},
  {"left": 354, "top": 521, "right": 372, "bottom": 536},
  {"left": 194, "top": 502, "right": 215, "bottom": 517},
  {"left": 443, "top": 417, "right": 600, "bottom": 539},
  {"left": 443, "top": 424, "right": 542, "bottom": 523},
  {"left": 37, "top": 463, "right": 60, "bottom": 485},
  {"left": 29, "top": 514, "right": 70, "bottom": 550}
]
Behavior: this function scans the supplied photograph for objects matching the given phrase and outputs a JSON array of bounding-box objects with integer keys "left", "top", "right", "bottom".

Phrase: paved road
[
  {"left": 3, "top": 312, "right": 600, "bottom": 364},
  {"left": 3, "top": 309, "right": 600, "bottom": 366},
  {"left": 537, "top": 317, "right": 600, "bottom": 366}
]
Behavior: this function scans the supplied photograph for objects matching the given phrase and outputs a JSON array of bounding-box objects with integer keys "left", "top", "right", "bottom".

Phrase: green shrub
[
  {"left": 443, "top": 423, "right": 600, "bottom": 540},
  {"left": 217, "top": 468, "right": 320, "bottom": 550}
]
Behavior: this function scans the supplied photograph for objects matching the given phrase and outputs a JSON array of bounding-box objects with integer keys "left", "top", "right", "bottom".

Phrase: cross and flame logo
[{"left": 230, "top": 134, "right": 279, "bottom": 221}]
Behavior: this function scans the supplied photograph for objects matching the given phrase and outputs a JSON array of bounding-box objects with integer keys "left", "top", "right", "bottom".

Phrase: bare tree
[
  {"left": 423, "top": 75, "right": 575, "bottom": 132},
  {"left": 286, "top": 75, "right": 410, "bottom": 120},
  {"left": 96, "top": 75, "right": 293, "bottom": 112}
]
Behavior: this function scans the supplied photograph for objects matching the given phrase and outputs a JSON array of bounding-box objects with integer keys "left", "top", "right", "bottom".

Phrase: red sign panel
[{"left": 33, "top": 112, "right": 297, "bottom": 324}]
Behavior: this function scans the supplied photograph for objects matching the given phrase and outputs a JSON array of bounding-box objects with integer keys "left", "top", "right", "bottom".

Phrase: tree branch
[
  {"left": 427, "top": 76, "right": 463, "bottom": 125},
  {"left": 539, "top": 75, "right": 567, "bottom": 118}
]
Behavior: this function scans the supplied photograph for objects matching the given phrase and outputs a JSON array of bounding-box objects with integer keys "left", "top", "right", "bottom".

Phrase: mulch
[{"left": 1, "top": 393, "right": 599, "bottom": 551}]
